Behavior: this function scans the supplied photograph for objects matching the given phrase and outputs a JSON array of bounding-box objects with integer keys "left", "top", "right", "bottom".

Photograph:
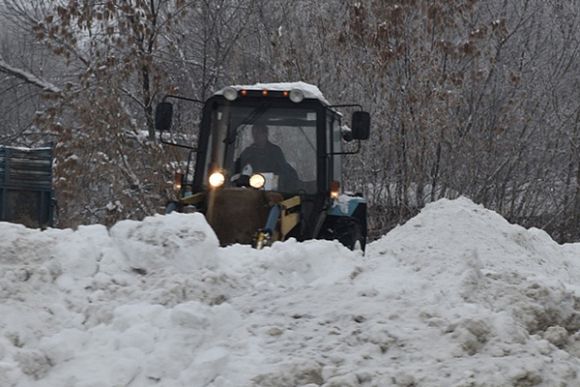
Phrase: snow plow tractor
[{"left": 155, "top": 82, "right": 370, "bottom": 251}]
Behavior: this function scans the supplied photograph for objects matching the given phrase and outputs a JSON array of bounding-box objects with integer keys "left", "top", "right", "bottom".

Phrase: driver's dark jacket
[{"left": 235, "top": 142, "right": 298, "bottom": 185}]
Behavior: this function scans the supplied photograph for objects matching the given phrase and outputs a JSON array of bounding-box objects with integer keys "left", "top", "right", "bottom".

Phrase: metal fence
[{"left": 0, "top": 146, "right": 54, "bottom": 228}]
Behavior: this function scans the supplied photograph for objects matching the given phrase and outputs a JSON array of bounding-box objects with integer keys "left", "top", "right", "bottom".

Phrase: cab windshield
[{"left": 207, "top": 104, "right": 318, "bottom": 193}]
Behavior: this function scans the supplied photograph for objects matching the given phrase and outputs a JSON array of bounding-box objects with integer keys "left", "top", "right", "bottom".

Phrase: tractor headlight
[
  {"left": 223, "top": 86, "right": 238, "bottom": 101},
  {"left": 289, "top": 89, "right": 304, "bottom": 103},
  {"left": 249, "top": 173, "right": 266, "bottom": 189},
  {"left": 208, "top": 171, "right": 225, "bottom": 188}
]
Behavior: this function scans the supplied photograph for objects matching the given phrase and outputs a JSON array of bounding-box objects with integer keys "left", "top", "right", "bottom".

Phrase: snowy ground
[{"left": 1, "top": 197, "right": 580, "bottom": 387}]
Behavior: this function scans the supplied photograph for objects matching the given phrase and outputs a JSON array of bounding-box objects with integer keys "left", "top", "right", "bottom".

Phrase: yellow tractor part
[
  {"left": 279, "top": 195, "right": 301, "bottom": 240},
  {"left": 255, "top": 195, "right": 301, "bottom": 249}
]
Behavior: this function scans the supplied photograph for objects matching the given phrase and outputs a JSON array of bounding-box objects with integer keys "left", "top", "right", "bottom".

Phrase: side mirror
[
  {"left": 351, "top": 111, "right": 370, "bottom": 140},
  {"left": 155, "top": 102, "right": 173, "bottom": 131}
]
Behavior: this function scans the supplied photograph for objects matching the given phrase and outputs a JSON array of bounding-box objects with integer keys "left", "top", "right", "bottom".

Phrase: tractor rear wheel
[{"left": 165, "top": 201, "right": 179, "bottom": 214}]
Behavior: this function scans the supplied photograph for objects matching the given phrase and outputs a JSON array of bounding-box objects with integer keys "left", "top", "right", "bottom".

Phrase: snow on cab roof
[{"left": 215, "top": 81, "right": 330, "bottom": 105}]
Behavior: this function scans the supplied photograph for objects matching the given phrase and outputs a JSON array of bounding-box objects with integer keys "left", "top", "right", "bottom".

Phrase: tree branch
[{"left": 0, "top": 57, "right": 61, "bottom": 94}]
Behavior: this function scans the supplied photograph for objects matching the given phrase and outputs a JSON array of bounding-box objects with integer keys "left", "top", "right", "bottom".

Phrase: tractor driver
[{"left": 235, "top": 124, "right": 299, "bottom": 190}]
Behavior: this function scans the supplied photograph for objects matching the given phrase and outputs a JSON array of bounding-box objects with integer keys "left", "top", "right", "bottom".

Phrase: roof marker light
[
  {"left": 240, "top": 89, "right": 248, "bottom": 97},
  {"left": 262, "top": 89, "right": 269, "bottom": 96},
  {"left": 289, "top": 89, "right": 304, "bottom": 103},
  {"left": 223, "top": 87, "right": 238, "bottom": 101}
]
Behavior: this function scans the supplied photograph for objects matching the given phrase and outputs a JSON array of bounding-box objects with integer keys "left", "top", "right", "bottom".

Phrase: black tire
[
  {"left": 165, "top": 201, "right": 179, "bottom": 214},
  {"left": 335, "top": 219, "right": 365, "bottom": 252}
]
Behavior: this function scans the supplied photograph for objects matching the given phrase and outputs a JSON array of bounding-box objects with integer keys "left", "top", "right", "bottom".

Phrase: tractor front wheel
[{"left": 322, "top": 217, "right": 365, "bottom": 252}]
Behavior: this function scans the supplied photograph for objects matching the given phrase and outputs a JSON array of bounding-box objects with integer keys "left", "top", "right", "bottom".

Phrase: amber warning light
[
  {"left": 236, "top": 89, "right": 293, "bottom": 99},
  {"left": 174, "top": 172, "right": 183, "bottom": 192},
  {"left": 330, "top": 180, "right": 340, "bottom": 200}
]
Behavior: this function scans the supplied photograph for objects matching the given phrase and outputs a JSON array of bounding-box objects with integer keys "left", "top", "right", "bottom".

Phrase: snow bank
[{"left": 1, "top": 198, "right": 580, "bottom": 386}]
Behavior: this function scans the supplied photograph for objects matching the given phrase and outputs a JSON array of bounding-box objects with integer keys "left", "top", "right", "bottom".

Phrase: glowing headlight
[
  {"left": 208, "top": 171, "right": 225, "bottom": 188},
  {"left": 223, "top": 87, "right": 238, "bottom": 101},
  {"left": 249, "top": 173, "right": 266, "bottom": 189},
  {"left": 289, "top": 89, "right": 304, "bottom": 103}
]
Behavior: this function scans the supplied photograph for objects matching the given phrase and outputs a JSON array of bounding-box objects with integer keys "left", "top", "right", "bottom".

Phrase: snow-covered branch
[{"left": 0, "top": 57, "right": 61, "bottom": 94}]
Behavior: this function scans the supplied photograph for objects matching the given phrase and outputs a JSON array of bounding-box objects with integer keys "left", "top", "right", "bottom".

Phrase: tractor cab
[{"left": 156, "top": 82, "right": 370, "bottom": 250}]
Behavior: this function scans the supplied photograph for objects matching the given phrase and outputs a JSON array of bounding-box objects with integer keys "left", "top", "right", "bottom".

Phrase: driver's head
[{"left": 251, "top": 124, "right": 269, "bottom": 148}]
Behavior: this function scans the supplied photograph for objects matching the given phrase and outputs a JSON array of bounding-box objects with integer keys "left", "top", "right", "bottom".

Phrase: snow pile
[{"left": 1, "top": 198, "right": 580, "bottom": 386}]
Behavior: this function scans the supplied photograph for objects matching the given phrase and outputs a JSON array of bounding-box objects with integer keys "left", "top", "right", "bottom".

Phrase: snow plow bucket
[{"left": 206, "top": 188, "right": 271, "bottom": 246}]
